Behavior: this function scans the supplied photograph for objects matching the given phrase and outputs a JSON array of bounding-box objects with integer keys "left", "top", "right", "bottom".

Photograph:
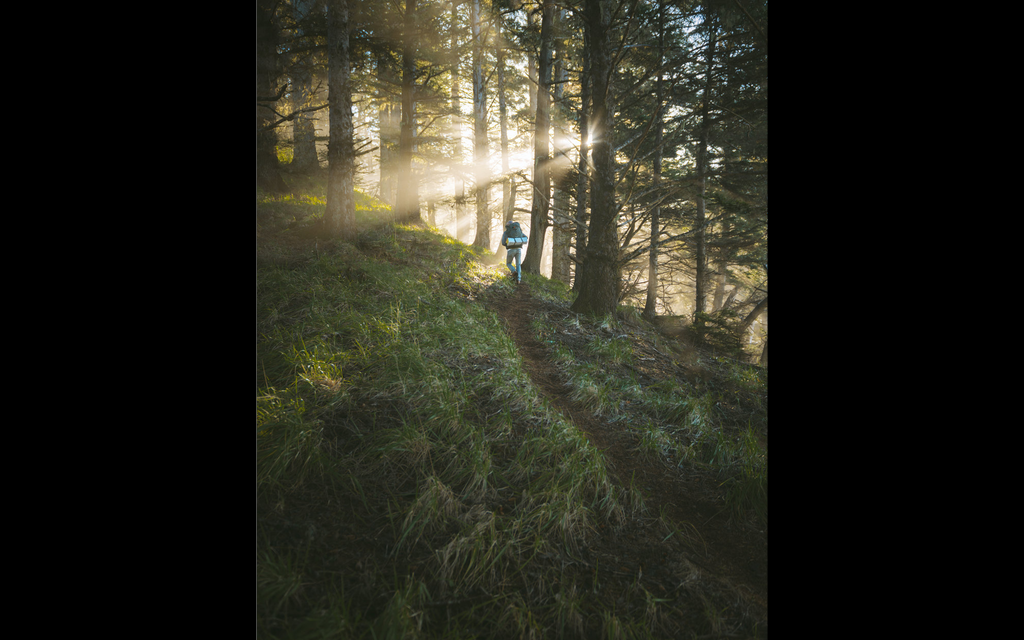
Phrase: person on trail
[{"left": 500, "top": 220, "right": 528, "bottom": 284}]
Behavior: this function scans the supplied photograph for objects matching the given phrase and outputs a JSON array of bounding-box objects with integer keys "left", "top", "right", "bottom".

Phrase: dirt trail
[{"left": 486, "top": 281, "right": 767, "bottom": 612}]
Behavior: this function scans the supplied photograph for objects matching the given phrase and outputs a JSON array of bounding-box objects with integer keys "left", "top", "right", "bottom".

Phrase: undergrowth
[{"left": 256, "top": 177, "right": 767, "bottom": 639}]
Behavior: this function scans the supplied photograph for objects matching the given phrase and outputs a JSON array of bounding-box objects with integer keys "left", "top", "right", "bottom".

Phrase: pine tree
[
  {"left": 325, "top": 0, "right": 356, "bottom": 240},
  {"left": 470, "top": 0, "right": 491, "bottom": 249},
  {"left": 396, "top": 0, "right": 423, "bottom": 224},
  {"left": 522, "top": 0, "right": 555, "bottom": 276},
  {"left": 571, "top": 0, "right": 619, "bottom": 316},
  {"left": 257, "top": 0, "right": 289, "bottom": 194}
]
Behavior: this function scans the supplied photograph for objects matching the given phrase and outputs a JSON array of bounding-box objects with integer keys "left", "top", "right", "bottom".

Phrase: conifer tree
[
  {"left": 396, "top": 0, "right": 423, "bottom": 224},
  {"left": 522, "top": 0, "right": 555, "bottom": 276},
  {"left": 470, "top": 0, "right": 491, "bottom": 249},
  {"left": 257, "top": 0, "right": 289, "bottom": 194},
  {"left": 571, "top": 0, "right": 619, "bottom": 315},
  {"left": 325, "top": 0, "right": 356, "bottom": 239}
]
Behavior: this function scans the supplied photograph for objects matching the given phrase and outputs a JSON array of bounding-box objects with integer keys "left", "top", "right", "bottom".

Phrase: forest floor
[
  {"left": 258, "top": 193, "right": 767, "bottom": 637},
  {"left": 484, "top": 278, "right": 767, "bottom": 620}
]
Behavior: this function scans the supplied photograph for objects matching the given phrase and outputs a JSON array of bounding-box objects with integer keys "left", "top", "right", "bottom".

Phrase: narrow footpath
[{"left": 485, "top": 281, "right": 767, "bottom": 618}]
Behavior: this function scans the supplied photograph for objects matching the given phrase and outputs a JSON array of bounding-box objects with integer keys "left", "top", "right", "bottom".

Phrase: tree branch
[
  {"left": 257, "top": 103, "right": 329, "bottom": 132},
  {"left": 733, "top": 0, "right": 767, "bottom": 45},
  {"left": 256, "top": 84, "right": 291, "bottom": 103}
]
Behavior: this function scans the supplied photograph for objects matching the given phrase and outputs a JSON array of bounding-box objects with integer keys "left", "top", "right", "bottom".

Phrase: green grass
[{"left": 257, "top": 175, "right": 766, "bottom": 639}]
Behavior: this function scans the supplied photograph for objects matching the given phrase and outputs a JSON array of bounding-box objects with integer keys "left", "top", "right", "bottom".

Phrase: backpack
[{"left": 504, "top": 221, "right": 528, "bottom": 249}]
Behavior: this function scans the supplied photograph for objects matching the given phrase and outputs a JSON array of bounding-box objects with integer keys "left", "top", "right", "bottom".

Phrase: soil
[{"left": 485, "top": 279, "right": 767, "bottom": 621}]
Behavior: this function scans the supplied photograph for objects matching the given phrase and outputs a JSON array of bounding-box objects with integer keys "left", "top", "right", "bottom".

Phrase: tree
[
  {"left": 254, "top": 0, "right": 766, "bottom": 322},
  {"left": 522, "top": 1, "right": 554, "bottom": 275},
  {"left": 571, "top": 0, "right": 619, "bottom": 316},
  {"left": 396, "top": 0, "right": 423, "bottom": 225},
  {"left": 470, "top": 0, "right": 491, "bottom": 249},
  {"left": 450, "top": 0, "right": 467, "bottom": 237},
  {"left": 691, "top": 5, "right": 715, "bottom": 328},
  {"left": 378, "top": 51, "right": 401, "bottom": 206},
  {"left": 496, "top": 16, "right": 513, "bottom": 227},
  {"left": 549, "top": 6, "right": 572, "bottom": 285},
  {"left": 325, "top": 0, "right": 356, "bottom": 240},
  {"left": 572, "top": 20, "right": 591, "bottom": 294},
  {"left": 257, "top": 0, "right": 288, "bottom": 193},
  {"left": 668, "top": 0, "right": 767, "bottom": 334},
  {"left": 643, "top": 0, "right": 667, "bottom": 321},
  {"left": 289, "top": 0, "right": 324, "bottom": 173},
  {"left": 737, "top": 295, "right": 766, "bottom": 336}
]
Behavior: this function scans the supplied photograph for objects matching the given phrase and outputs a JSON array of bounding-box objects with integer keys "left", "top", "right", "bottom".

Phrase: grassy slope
[{"left": 256, "top": 177, "right": 767, "bottom": 639}]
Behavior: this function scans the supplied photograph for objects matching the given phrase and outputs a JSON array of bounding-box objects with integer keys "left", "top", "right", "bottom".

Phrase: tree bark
[
  {"left": 550, "top": 8, "right": 571, "bottom": 285},
  {"left": 291, "top": 0, "right": 319, "bottom": 174},
  {"left": 451, "top": 1, "right": 466, "bottom": 238},
  {"left": 572, "top": 31, "right": 591, "bottom": 294},
  {"left": 396, "top": 0, "right": 421, "bottom": 225},
  {"left": 292, "top": 78, "right": 319, "bottom": 172},
  {"left": 470, "top": 0, "right": 490, "bottom": 249},
  {"left": 256, "top": 1, "right": 288, "bottom": 193},
  {"left": 643, "top": 0, "right": 665, "bottom": 321},
  {"left": 324, "top": 0, "right": 355, "bottom": 240},
  {"left": 497, "top": 24, "right": 512, "bottom": 227},
  {"left": 571, "top": 0, "right": 619, "bottom": 316},
  {"left": 378, "top": 54, "right": 399, "bottom": 206},
  {"left": 737, "top": 296, "right": 767, "bottom": 336},
  {"left": 712, "top": 256, "right": 728, "bottom": 312},
  {"left": 522, "top": 0, "right": 554, "bottom": 275},
  {"left": 693, "top": 19, "right": 715, "bottom": 328}
]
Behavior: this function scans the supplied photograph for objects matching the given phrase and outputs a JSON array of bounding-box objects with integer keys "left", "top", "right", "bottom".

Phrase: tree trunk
[
  {"left": 256, "top": 1, "right": 288, "bottom": 193},
  {"left": 693, "top": 162, "right": 708, "bottom": 321},
  {"left": 497, "top": 25, "right": 512, "bottom": 227},
  {"left": 643, "top": 0, "right": 665, "bottom": 321},
  {"left": 427, "top": 198, "right": 437, "bottom": 226},
  {"left": 550, "top": 8, "right": 571, "bottom": 285},
  {"left": 451, "top": 1, "right": 466, "bottom": 238},
  {"left": 712, "top": 257, "right": 728, "bottom": 312},
  {"left": 292, "top": 78, "right": 319, "bottom": 172},
  {"left": 378, "top": 54, "right": 399, "bottom": 206},
  {"left": 693, "top": 20, "right": 715, "bottom": 328},
  {"left": 288, "top": 0, "right": 320, "bottom": 173},
  {"left": 572, "top": 32, "right": 591, "bottom": 294},
  {"left": 737, "top": 296, "right": 767, "bottom": 336},
  {"left": 470, "top": 0, "right": 490, "bottom": 249},
  {"left": 523, "top": 0, "right": 554, "bottom": 275},
  {"left": 571, "top": 0, "right": 619, "bottom": 316},
  {"left": 325, "top": 0, "right": 355, "bottom": 240},
  {"left": 396, "top": 0, "right": 421, "bottom": 225},
  {"left": 527, "top": 9, "right": 538, "bottom": 134}
]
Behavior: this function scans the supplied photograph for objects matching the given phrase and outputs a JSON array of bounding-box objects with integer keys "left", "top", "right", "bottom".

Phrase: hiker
[{"left": 500, "top": 221, "right": 528, "bottom": 284}]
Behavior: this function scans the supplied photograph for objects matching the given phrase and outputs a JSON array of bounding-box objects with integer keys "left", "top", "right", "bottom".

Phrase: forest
[
  {"left": 257, "top": 0, "right": 767, "bottom": 352},
  {"left": 257, "top": 1, "right": 767, "bottom": 638}
]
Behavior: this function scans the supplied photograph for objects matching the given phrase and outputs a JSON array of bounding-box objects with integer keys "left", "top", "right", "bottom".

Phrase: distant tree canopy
[{"left": 257, "top": 0, "right": 766, "bottom": 335}]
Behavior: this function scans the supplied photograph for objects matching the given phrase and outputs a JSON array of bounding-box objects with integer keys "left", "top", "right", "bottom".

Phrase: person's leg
[
  {"left": 513, "top": 248, "right": 522, "bottom": 282},
  {"left": 507, "top": 250, "right": 517, "bottom": 277}
]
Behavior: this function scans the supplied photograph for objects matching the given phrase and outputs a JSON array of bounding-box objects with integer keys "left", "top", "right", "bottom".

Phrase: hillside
[{"left": 256, "top": 185, "right": 767, "bottom": 639}]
